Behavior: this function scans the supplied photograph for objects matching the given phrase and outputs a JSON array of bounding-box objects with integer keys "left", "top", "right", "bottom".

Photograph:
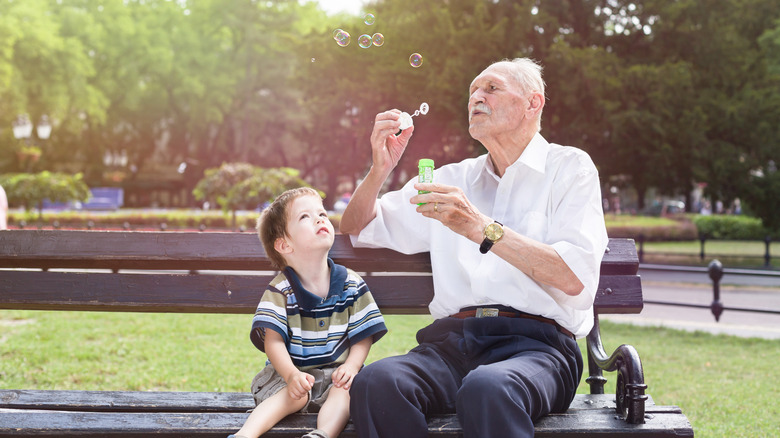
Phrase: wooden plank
[
  {"left": 0, "top": 270, "right": 638, "bottom": 314},
  {"left": 3, "top": 391, "right": 667, "bottom": 414},
  {"left": 0, "top": 231, "right": 635, "bottom": 275},
  {"left": 0, "top": 390, "right": 255, "bottom": 413},
  {"left": 0, "top": 407, "right": 693, "bottom": 437},
  {"left": 0, "top": 270, "right": 435, "bottom": 314}
]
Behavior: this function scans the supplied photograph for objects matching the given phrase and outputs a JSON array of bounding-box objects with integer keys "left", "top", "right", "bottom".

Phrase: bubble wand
[{"left": 397, "top": 102, "right": 429, "bottom": 135}]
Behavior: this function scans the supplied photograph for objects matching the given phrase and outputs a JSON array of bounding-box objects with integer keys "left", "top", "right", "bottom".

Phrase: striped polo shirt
[{"left": 250, "top": 258, "right": 387, "bottom": 370}]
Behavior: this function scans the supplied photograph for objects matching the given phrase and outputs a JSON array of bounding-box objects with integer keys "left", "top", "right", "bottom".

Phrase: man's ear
[
  {"left": 527, "top": 92, "right": 544, "bottom": 115},
  {"left": 274, "top": 237, "right": 292, "bottom": 255}
]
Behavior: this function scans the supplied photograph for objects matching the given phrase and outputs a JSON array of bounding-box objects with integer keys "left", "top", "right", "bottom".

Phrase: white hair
[{"left": 489, "top": 58, "right": 545, "bottom": 132}]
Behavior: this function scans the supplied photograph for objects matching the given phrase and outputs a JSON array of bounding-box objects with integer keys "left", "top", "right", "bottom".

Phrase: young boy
[{"left": 228, "top": 187, "right": 387, "bottom": 438}]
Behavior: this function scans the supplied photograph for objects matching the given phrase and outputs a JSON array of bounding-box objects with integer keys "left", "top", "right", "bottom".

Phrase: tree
[
  {"left": 0, "top": 172, "right": 90, "bottom": 220},
  {"left": 192, "top": 163, "right": 316, "bottom": 229}
]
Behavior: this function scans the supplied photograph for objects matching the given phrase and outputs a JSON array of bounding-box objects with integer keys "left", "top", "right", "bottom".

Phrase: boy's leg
[
  {"left": 235, "top": 389, "right": 309, "bottom": 438},
  {"left": 312, "top": 385, "right": 350, "bottom": 438}
]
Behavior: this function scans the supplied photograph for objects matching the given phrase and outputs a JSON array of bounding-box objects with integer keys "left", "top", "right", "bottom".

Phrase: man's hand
[
  {"left": 331, "top": 362, "right": 362, "bottom": 390},
  {"left": 285, "top": 370, "right": 315, "bottom": 400},
  {"left": 370, "top": 110, "right": 414, "bottom": 177},
  {"left": 411, "top": 182, "right": 491, "bottom": 244}
]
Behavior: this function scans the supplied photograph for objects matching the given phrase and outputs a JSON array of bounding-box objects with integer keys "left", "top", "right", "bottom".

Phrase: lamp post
[{"left": 12, "top": 114, "right": 51, "bottom": 172}]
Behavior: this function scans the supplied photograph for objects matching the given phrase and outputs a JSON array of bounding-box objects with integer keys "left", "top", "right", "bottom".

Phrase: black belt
[{"left": 449, "top": 306, "right": 574, "bottom": 339}]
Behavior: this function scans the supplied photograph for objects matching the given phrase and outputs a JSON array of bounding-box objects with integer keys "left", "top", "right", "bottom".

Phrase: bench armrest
[{"left": 585, "top": 316, "right": 648, "bottom": 424}]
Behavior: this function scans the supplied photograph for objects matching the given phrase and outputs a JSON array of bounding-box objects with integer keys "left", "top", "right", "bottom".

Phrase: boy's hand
[
  {"left": 286, "top": 370, "right": 315, "bottom": 400},
  {"left": 331, "top": 363, "right": 362, "bottom": 390}
]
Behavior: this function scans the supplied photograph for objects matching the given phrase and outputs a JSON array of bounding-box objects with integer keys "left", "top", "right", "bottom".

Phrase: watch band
[
  {"left": 479, "top": 220, "right": 503, "bottom": 254},
  {"left": 479, "top": 237, "right": 494, "bottom": 254}
]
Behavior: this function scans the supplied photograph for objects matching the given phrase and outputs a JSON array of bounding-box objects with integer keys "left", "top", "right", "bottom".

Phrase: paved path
[{"left": 602, "top": 267, "right": 780, "bottom": 339}]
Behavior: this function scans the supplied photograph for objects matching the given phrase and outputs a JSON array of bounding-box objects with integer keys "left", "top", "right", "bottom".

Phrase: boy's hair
[{"left": 257, "top": 187, "right": 322, "bottom": 269}]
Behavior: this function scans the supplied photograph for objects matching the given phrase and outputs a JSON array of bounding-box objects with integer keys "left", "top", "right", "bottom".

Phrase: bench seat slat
[
  {"left": 0, "top": 392, "right": 693, "bottom": 437},
  {"left": 3, "top": 390, "right": 680, "bottom": 414}
]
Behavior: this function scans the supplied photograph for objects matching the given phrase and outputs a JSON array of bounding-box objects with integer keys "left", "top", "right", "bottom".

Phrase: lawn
[{"left": 1, "top": 311, "right": 777, "bottom": 437}]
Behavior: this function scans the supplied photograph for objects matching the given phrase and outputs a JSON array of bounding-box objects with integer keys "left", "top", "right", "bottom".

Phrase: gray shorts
[{"left": 250, "top": 363, "right": 339, "bottom": 413}]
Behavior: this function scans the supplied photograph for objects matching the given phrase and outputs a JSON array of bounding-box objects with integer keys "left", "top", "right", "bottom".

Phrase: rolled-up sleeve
[{"left": 548, "top": 155, "right": 609, "bottom": 309}]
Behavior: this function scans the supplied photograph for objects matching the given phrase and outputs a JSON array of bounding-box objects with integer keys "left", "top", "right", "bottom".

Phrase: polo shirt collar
[{"left": 283, "top": 258, "right": 347, "bottom": 310}]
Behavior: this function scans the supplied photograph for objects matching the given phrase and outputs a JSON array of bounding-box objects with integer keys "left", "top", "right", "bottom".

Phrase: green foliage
[
  {"left": 740, "top": 170, "right": 780, "bottom": 234},
  {"left": 0, "top": 172, "right": 90, "bottom": 219},
  {"left": 192, "top": 162, "right": 318, "bottom": 227},
  {"left": 692, "top": 214, "right": 775, "bottom": 240},
  {"left": 1, "top": 0, "right": 779, "bottom": 210}
]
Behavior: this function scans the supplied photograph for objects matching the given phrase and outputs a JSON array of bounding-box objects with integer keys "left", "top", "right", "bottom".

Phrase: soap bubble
[
  {"left": 364, "top": 13, "right": 376, "bottom": 25},
  {"left": 358, "top": 34, "right": 372, "bottom": 49},
  {"left": 419, "top": 102, "right": 429, "bottom": 115},
  {"left": 372, "top": 33, "right": 384, "bottom": 46},
  {"left": 334, "top": 30, "right": 351, "bottom": 47},
  {"left": 332, "top": 29, "right": 344, "bottom": 40},
  {"left": 409, "top": 53, "right": 423, "bottom": 68}
]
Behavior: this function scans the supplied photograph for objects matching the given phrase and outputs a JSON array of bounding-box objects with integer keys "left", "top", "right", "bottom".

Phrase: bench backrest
[{"left": 0, "top": 230, "right": 641, "bottom": 315}]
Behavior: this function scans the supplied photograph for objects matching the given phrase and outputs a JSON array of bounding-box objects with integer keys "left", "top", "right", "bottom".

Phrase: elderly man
[{"left": 340, "top": 58, "right": 608, "bottom": 437}]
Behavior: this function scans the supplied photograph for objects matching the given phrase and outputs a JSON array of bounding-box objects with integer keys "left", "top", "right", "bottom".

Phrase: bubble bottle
[{"left": 417, "top": 159, "right": 434, "bottom": 205}]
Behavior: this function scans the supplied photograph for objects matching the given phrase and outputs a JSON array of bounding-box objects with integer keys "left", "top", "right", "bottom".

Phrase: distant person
[
  {"left": 227, "top": 187, "right": 387, "bottom": 438},
  {"left": 0, "top": 184, "right": 7, "bottom": 230},
  {"left": 341, "top": 58, "right": 608, "bottom": 437}
]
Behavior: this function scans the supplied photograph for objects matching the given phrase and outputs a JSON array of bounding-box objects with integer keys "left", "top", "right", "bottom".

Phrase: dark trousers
[{"left": 349, "top": 316, "right": 582, "bottom": 438}]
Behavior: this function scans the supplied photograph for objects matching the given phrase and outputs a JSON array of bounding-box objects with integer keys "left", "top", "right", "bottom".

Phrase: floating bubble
[
  {"left": 335, "top": 30, "right": 351, "bottom": 47},
  {"left": 409, "top": 53, "right": 423, "bottom": 68},
  {"left": 332, "top": 28, "right": 344, "bottom": 40},
  {"left": 372, "top": 33, "right": 384, "bottom": 47},
  {"left": 358, "top": 34, "right": 372, "bottom": 49},
  {"left": 364, "top": 13, "right": 376, "bottom": 25}
]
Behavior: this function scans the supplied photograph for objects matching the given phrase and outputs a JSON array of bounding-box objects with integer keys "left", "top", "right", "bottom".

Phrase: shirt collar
[
  {"left": 282, "top": 258, "right": 347, "bottom": 309},
  {"left": 475, "top": 133, "right": 550, "bottom": 183}
]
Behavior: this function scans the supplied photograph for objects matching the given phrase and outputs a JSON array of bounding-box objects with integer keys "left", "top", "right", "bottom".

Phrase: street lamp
[
  {"left": 12, "top": 115, "right": 33, "bottom": 141},
  {"left": 37, "top": 115, "right": 52, "bottom": 140},
  {"left": 12, "top": 114, "right": 50, "bottom": 172}
]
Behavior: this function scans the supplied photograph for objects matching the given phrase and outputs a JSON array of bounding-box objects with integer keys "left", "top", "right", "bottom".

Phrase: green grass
[{"left": 1, "top": 311, "right": 778, "bottom": 437}]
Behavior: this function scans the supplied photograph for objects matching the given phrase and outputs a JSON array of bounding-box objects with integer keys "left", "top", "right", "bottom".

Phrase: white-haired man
[{"left": 341, "top": 58, "right": 608, "bottom": 437}]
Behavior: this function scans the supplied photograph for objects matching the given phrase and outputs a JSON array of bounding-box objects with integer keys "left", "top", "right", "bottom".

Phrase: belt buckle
[{"left": 475, "top": 307, "right": 499, "bottom": 318}]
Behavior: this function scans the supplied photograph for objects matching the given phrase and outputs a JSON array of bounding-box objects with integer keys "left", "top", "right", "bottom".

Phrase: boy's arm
[
  {"left": 331, "top": 337, "right": 373, "bottom": 390},
  {"left": 264, "top": 330, "right": 314, "bottom": 400}
]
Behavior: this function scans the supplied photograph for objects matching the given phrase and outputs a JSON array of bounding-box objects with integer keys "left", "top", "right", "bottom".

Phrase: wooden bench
[{"left": 0, "top": 230, "right": 693, "bottom": 437}]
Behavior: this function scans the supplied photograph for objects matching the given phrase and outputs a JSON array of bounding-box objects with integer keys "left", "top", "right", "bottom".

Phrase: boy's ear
[{"left": 274, "top": 237, "right": 292, "bottom": 255}]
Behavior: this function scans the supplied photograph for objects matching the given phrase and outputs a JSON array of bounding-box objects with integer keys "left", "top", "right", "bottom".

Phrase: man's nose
[{"left": 469, "top": 90, "right": 484, "bottom": 107}]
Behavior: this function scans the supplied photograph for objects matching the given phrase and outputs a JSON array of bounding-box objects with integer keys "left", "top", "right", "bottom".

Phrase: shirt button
[{"left": 319, "top": 320, "right": 325, "bottom": 327}]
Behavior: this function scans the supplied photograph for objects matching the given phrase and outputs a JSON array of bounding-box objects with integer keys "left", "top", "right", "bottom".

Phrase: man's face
[{"left": 467, "top": 65, "right": 528, "bottom": 141}]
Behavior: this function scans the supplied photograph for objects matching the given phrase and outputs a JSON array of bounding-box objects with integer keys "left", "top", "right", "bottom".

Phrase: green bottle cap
[{"left": 418, "top": 158, "right": 434, "bottom": 168}]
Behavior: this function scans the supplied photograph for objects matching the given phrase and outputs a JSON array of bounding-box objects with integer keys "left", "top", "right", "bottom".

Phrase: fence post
[
  {"left": 765, "top": 235, "right": 772, "bottom": 268},
  {"left": 708, "top": 259, "right": 724, "bottom": 322},
  {"left": 699, "top": 233, "right": 707, "bottom": 261},
  {"left": 637, "top": 234, "right": 645, "bottom": 263}
]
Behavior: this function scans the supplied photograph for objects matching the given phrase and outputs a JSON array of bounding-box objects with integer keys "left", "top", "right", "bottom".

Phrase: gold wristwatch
[{"left": 479, "top": 220, "right": 504, "bottom": 254}]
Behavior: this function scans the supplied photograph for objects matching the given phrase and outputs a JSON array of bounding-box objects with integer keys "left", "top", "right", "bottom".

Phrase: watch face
[{"left": 485, "top": 222, "right": 504, "bottom": 241}]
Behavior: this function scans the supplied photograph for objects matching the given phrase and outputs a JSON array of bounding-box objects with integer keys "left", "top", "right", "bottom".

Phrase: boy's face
[{"left": 283, "top": 194, "right": 335, "bottom": 255}]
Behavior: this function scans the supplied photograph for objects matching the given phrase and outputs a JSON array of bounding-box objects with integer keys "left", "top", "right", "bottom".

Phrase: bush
[{"left": 692, "top": 214, "right": 777, "bottom": 240}]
